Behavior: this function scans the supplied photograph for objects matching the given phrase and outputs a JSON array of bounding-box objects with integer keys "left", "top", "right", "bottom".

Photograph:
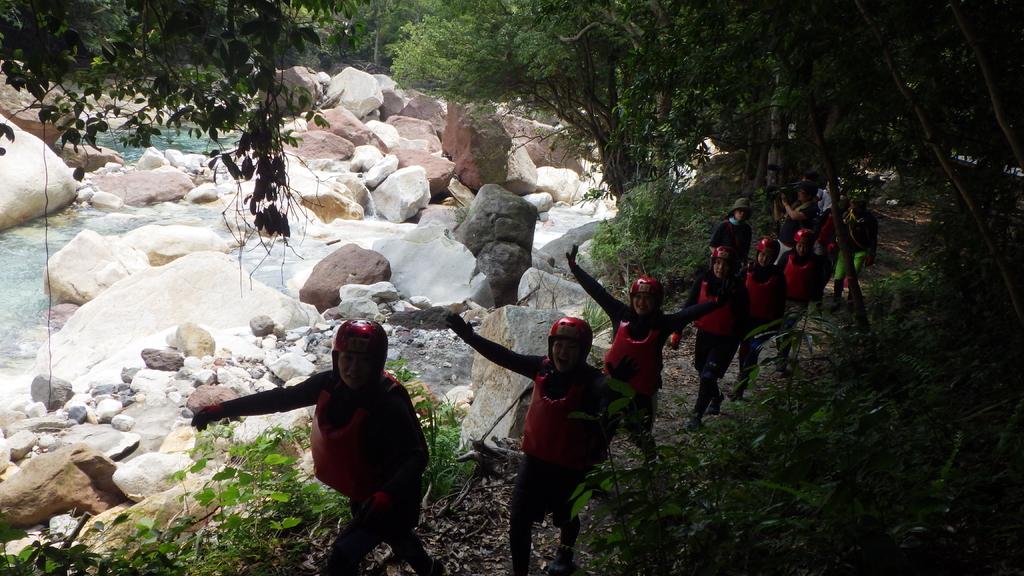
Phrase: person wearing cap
[
  {"left": 446, "top": 313, "right": 619, "bottom": 576},
  {"left": 830, "top": 195, "right": 878, "bottom": 310},
  {"left": 191, "top": 320, "right": 443, "bottom": 576},
  {"left": 778, "top": 182, "right": 820, "bottom": 258},
  {"left": 709, "top": 197, "right": 753, "bottom": 266},
  {"left": 683, "top": 246, "right": 749, "bottom": 429},
  {"left": 566, "top": 245, "right": 722, "bottom": 443},
  {"left": 732, "top": 237, "right": 787, "bottom": 400}
]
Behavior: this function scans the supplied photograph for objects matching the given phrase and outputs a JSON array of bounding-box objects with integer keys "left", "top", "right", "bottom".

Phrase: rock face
[
  {"left": 321, "top": 106, "right": 388, "bottom": 149},
  {"left": 386, "top": 116, "right": 442, "bottom": 152},
  {"left": 536, "top": 166, "right": 587, "bottom": 204},
  {"left": 0, "top": 82, "right": 60, "bottom": 145},
  {"left": 112, "top": 452, "right": 192, "bottom": 502},
  {"left": 371, "top": 166, "right": 431, "bottom": 223},
  {"left": 365, "top": 154, "right": 400, "bottom": 189},
  {"left": 373, "top": 224, "right": 491, "bottom": 306},
  {"left": 300, "top": 244, "right": 392, "bottom": 312},
  {"left": 500, "top": 115, "right": 584, "bottom": 173},
  {"left": 365, "top": 120, "right": 401, "bottom": 151},
  {"left": 59, "top": 144, "right": 125, "bottom": 172},
  {"left": 442, "top": 105, "right": 537, "bottom": 194},
  {"left": 45, "top": 230, "right": 151, "bottom": 305},
  {"left": 0, "top": 444, "right": 126, "bottom": 527},
  {"left": 350, "top": 145, "right": 385, "bottom": 173},
  {"left": 536, "top": 221, "right": 602, "bottom": 273},
  {"left": 394, "top": 149, "right": 456, "bottom": 197},
  {"left": 399, "top": 94, "right": 447, "bottom": 138},
  {"left": 285, "top": 130, "right": 355, "bottom": 160},
  {"left": 460, "top": 307, "right": 564, "bottom": 446},
  {"left": 121, "top": 224, "right": 231, "bottom": 266},
  {"left": 0, "top": 115, "right": 78, "bottom": 231},
  {"left": 455, "top": 184, "right": 537, "bottom": 306},
  {"left": 276, "top": 66, "right": 322, "bottom": 113},
  {"left": 34, "top": 252, "right": 320, "bottom": 384},
  {"left": 517, "top": 268, "right": 588, "bottom": 313},
  {"left": 89, "top": 170, "right": 195, "bottom": 207},
  {"left": 325, "top": 67, "right": 384, "bottom": 119}
]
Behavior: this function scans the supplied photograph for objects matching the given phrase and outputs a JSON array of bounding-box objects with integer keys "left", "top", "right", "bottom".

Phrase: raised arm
[
  {"left": 191, "top": 371, "right": 327, "bottom": 429},
  {"left": 566, "top": 245, "right": 628, "bottom": 320},
  {"left": 446, "top": 313, "right": 544, "bottom": 379}
]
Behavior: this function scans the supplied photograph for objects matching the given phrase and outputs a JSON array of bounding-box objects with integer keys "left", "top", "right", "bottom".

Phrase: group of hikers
[{"left": 189, "top": 173, "right": 879, "bottom": 575}]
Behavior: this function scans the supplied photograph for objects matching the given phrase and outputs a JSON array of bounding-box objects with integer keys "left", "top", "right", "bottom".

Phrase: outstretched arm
[
  {"left": 192, "top": 371, "right": 326, "bottom": 429},
  {"left": 447, "top": 314, "right": 543, "bottom": 379},
  {"left": 567, "top": 245, "right": 628, "bottom": 320}
]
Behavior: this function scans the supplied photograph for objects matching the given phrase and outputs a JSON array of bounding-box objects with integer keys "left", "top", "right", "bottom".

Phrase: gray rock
[
  {"left": 516, "top": 268, "right": 588, "bottom": 314},
  {"left": 110, "top": 414, "right": 135, "bottom": 432},
  {"left": 66, "top": 405, "right": 89, "bottom": 424},
  {"left": 141, "top": 348, "right": 185, "bottom": 372},
  {"left": 30, "top": 375, "right": 73, "bottom": 411},
  {"left": 121, "top": 367, "right": 140, "bottom": 384},
  {"left": 250, "top": 314, "right": 277, "bottom": 337},
  {"left": 59, "top": 424, "right": 140, "bottom": 461},
  {"left": 537, "top": 221, "right": 602, "bottom": 273},
  {"left": 7, "top": 430, "right": 38, "bottom": 461}
]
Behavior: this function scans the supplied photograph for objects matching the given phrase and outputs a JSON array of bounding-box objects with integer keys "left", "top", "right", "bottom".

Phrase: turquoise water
[{"left": 95, "top": 128, "right": 238, "bottom": 163}]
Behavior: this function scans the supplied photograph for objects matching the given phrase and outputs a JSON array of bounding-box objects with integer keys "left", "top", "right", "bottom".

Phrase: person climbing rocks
[
  {"left": 830, "top": 195, "right": 878, "bottom": 310},
  {"left": 191, "top": 320, "right": 443, "bottom": 576},
  {"left": 778, "top": 181, "right": 820, "bottom": 260},
  {"left": 709, "top": 197, "right": 753, "bottom": 267},
  {"left": 446, "top": 313, "right": 622, "bottom": 576},
  {"left": 777, "top": 228, "right": 829, "bottom": 373},
  {"left": 683, "top": 246, "right": 749, "bottom": 430},
  {"left": 566, "top": 245, "right": 721, "bottom": 447},
  {"left": 732, "top": 237, "right": 787, "bottom": 400}
]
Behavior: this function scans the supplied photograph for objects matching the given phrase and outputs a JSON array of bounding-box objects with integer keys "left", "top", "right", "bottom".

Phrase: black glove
[
  {"left": 606, "top": 356, "right": 637, "bottom": 382},
  {"left": 566, "top": 244, "right": 579, "bottom": 268},
  {"left": 191, "top": 403, "right": 226, "bottom": 431},
  {"left": 445, "top": 312, "right": 474, "bottom": 339}
]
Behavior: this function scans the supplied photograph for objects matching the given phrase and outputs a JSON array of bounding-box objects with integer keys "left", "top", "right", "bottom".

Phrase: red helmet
[
  {"left": 332, "top": 320, "right": 388, "bottom": 373},
  {"left": 755, "top": 237, "right": 778, "bottom": 253},
  {"left": 711, "top": 246, "right": 735, "bottom": 261},
  {"left": 630, "top": 276, "right": 663, "bottom": 306},
  {"left": 548, "top": 317, "right": 593, "bottom": 363},
  {"left": 793, "top": 228, "right": 816, "bottom": 245}
]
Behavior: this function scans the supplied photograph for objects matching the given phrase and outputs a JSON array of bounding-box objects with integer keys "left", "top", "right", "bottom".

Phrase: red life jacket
[
  {"left": 784, "top": 254, "right": 817, "bottom": 303},
  {"left": 310, "top": 376, "right": 397, "bottom": 500},
  {"left": 521, "top": 363, "right": 594, "bottom": 470},
  {"left": 694, "top": 279, "right": 737, "bottom": 337},
  {"left": 604, "top": 320, "right": 661, "bottom": 396},
  {"left": 746, "top": 269, "right": 786, "bottom": 322}
]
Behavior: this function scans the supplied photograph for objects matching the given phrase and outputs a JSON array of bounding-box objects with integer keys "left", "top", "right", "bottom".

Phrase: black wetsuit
[
  {"left": 459, "top": 331, "right": 609, "bottom": 576},
  {"left": 686, "top": 271, "right": 749, "bottom": 418},
  {"left": 709, "top": 219, "right": 753, "bottom": 265},
  {"left": 205, "top": 370, "right": 437, "bottom": 576}
]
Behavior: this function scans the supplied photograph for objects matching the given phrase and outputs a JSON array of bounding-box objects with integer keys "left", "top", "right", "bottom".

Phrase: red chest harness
[
  {"left": 694, "top": 280, "right": 738, "bottom": 337},
  {"left": 784, "top": 255, "right": 817, "bottom": 303},
  {"left": 746, "top": 269, "right": 786, "bottom": 322},
  {"left": 521, "top": 363, "right": 596, "bottom": 470},
  {"left": 604, "top": 320, "right": 661, "bottom": 396}
]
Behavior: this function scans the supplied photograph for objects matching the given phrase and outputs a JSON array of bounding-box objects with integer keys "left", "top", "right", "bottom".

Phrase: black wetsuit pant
[
  {"left": 693, "top": 330, "right": 740, "bottom": 417},
  {"left": 327, "top": 501, "right": 436, "bottom": 576},
  {"left": 509, "top": 455, "right": 586, "bottom": 575}
]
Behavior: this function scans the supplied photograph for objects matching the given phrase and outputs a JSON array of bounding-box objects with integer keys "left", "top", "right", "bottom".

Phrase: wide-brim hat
[{"left": 730, "top": 197, "right": 751, "bottom": 214}]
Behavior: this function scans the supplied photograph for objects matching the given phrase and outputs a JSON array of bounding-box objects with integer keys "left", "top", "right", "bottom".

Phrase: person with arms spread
[{"left": 191, "top": 320, "right": 443, "bottom": 576}]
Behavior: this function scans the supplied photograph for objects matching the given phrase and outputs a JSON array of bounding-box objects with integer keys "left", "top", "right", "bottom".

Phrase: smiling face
[
  {"left": 757, "top": 247, "right": 778, "bottom": 267},
  {"left": 550, "top": 338, "right": 583, "bottom": 373},
  {"left": 334, "top": 344, "right": 378, "bottom": 390},
  {"left": 631, "top": 292, "right": 656, "bottom": 316},
  {"left": 712, "top": 257, "right": 731, "bottom": 279}
]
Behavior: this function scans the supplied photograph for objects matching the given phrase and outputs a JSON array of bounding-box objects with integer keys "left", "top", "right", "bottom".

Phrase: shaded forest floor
[{"left": 304, "top": 203, "right": 929, "bottom": 576}]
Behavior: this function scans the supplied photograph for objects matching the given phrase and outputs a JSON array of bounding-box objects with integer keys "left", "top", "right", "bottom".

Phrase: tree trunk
[
  {"left": 806, "top": 93, "right": 869, "bottom": 328},
  {"left": 372, "top": 1, "right": 382, "bottom": 66},
  {"left": 854, "top": 0, "right": 1024, "bottom": 333},
  {"left": 949, "top": 0, "right": 1024, "bottom": 176}
]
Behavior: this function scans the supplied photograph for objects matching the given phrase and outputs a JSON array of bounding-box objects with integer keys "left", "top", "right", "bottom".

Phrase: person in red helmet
[
  {"left": 683, "top": 246, "right": 749, "bottom": 429},
  {"left": 191, "top": 320, "right": 443, "bottom": 576},
  {"left": 566, "top": 245, "right": 721, "bottom": 443},
  {"left": 446, "top": 313, "right": 621, "bottom": 576},
  {"left": 776, "top": 228, "right": 829, "bottom": 372},
  {"left": 732, "top": 237, "right": 787, "bottom": 400}
]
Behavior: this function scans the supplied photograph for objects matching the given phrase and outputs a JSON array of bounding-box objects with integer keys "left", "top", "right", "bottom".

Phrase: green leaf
[
  {"left": 280, "top": 517, "right": 302, "bottom": 529},
  {"left": 269, "top": 491, "right": 291, "bottom": 503},
  {"left": 570, "top": 489, "right": 592, "bottom": 518}
]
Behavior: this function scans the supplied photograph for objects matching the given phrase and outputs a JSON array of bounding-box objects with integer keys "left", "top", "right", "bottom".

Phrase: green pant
[{"left": 834, "top": 250, "right": 867, "bottom": 281}]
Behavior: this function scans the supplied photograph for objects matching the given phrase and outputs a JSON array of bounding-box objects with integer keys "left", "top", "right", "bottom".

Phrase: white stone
[
  {"left": 45, "top": 229, "right": 151, "bottom": 305},
  {"left": 338, "top": 281, "right": 400, "bottom": 304},
  {"left": 335, "top": 297, "right": 384, "bottom": 320},
  {"left": 110, "top": 414, "right": 135, "bottom": 431},
  {"left": 522, "top": 192, "right": 553, "bottom": 213},
  {"left": 216, "top": 365, "right": 255, "bottom": 396},
  {"left": 267, "top": 353, "right": 316, "bottom": 382},
  {"left": 121, "top": 224, "right": 231, "bottom": 266},
  {"left": 95, "top": 398, "right": 123, "bottom": 422},
  {"left": 90, "top": 190, "right": 126, "bottom": 211},
  {"left": 325, "top": 67, "right": 384, "bottom": 119},
  {"left": 536, "top": 166, "right": 586, "bottom": 204},
  {"left": 350, "top": 145, "right": 385, "bottom": 173},
  {"left": 233, "top": 409, "right": 311, "bottom": 444},
  {"left": 23, "top": 402, "right": 47, "bottom": 418},
  {"left": 444, "top": 385, "right": 474, "bottom": 407},
  {"left": 364, "top": 154, "right": 399, "bottom": 189},
  {"left": 136, "top": 147, "right": 169, "bottom": 170},
  {"left": 130, "top": 369, "right": 173, "bottom": 400},
  {"left": 184, "top": 183, "right": 219, "bottom": 204},
  {"left": 365, "top": 120, "right": 401, "bottom": 151},
  {"left": 409, "top": 296, "right": 433, "bottom": 309},
  {"left": 372, "top": 224, "right": 484, "bottom": 306},
  {"left": 33, "top": 252, "right": 321, "bottom": 385},
  {"left": 371, "top": 166, "right": 430, "bottom": 223},
  {"left": 112, "top": 452, "right": 192, "bottom": 501},
  {"left": 0, "top": 114, "right": 77, "bottom": 231},
  {"left": 0, "top": 436, "right": 9, "bottom": 473},
  {"left": 516, "top": 268, "right": 588, "bottom": 314}
]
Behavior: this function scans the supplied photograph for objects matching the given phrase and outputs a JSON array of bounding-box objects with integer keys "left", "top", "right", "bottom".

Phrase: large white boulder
[
  {"left": 267, "top": 353, "right": 316, "bottom": 382},
  {"left": 111, "top": 452, "right": 192, "bottom": 502},
  {"left": 339, "top": 281, "right": 400, "bottom": 304},
  {"left": 536, "top": 166, "right": 586, "bottom": 204},
  {"left": 365, "top": 120, "right": 402, "bottom": 151},
  {"left": 516, "top": 268, "right": 588, "bottom": 314},
  {"left": 365, "top": 154, "right": 399, "bottom": 189},
  {"left": 372, "top": 224, "right": 488, "bottom": 306},
  {"left": 46, "top": 230, "right": 151, "bottom": 305},
  {"left": 0, "top": 114, "right": 77, "bottom": 231},
  {"left": 136, "top": 147, "right": 169, "bottom": 170},
  {"left": 121, "top": 224, "right": 232, "bottom": 266},
  {"left": 350, "top": 145, "right": 385, "bottom": 173},
  {"left": 371, "top": 166, "right": 430, "bottom": 223},
  {"left": 33, "top": 251, "right": 321, "bottom": 384},
  {"left": 325, "top": 67, "right": 384, "bottom": 119}
]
